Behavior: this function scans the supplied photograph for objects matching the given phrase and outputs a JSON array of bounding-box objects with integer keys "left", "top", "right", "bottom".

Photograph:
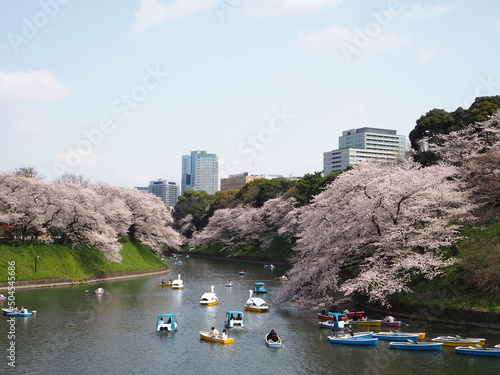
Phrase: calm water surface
[{"left": 1, "top": 257, "right": 499, "bottom": 375}]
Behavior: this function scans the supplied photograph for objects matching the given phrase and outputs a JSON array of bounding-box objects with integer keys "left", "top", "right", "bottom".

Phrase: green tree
[
  {"left": 234, "top": 178, "right": 295, "bottom": 207},
  {"left": 410, "top": 96, "right": 500, "bottom": 167},
  {"left": 288, "top": 171, "right": 342, "bottom": 205},
  {"left": 467, "top": 97, "right": 500, "bottom": 123},
  {"left": 173, "top": 191, "right": 217, "bottom": 233},
  {"left": 409, "top": 109, "right": 455, "bottom": 152}
]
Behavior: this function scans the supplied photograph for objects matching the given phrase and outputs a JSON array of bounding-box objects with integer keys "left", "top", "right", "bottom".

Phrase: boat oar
[
  {"left": 85, "top": 290, "right": 95, "bottom": 293},
  {"left": 210, "top": 333, "right": 222, "bottom": 344}
]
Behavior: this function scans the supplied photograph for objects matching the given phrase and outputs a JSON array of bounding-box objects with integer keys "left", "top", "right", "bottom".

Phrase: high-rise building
[
  {"left": 135, "top": 180, "right": 180, "bottom": 207},
  {"left": 181, "top": 150, "right": 218, "bottom": 194},
  {"left": 323, "top": 127, "right": 406, "bottom": 175}
]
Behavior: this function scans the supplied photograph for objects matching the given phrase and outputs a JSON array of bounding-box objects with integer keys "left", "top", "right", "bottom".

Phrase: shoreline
[
  {"left": 0, "top": 267, "right": 170, "bottom": 291},
  {"left": 354, "top": 299, "right": 500, "bottom": 331},
  {"left": 176, "top": 251, "right": 290, "bottom": 265}
]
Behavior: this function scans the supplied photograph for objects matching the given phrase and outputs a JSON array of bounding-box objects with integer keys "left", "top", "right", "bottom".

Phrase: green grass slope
[{"left": 0, "top": 239, "right": 167, "bottom": 282}]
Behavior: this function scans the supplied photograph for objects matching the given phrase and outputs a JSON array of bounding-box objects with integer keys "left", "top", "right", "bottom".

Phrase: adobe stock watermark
[
  {"left": 341, "top": 0, "right": 403, "bottom": 63},
  {"left": 8, "top": 0, "right": 72, "bottom": 54},
  {"left": 215, "top": 0, "right": 244, "bottom": 21},
  {"left": 224, "top": 107, "right": 296, "bottom": 175},
  {"left": 52, "top": 65, "right": 168, "bottom": 176},
  {"left": 6, "top": 261, "right": 16, "bottom": 368}
]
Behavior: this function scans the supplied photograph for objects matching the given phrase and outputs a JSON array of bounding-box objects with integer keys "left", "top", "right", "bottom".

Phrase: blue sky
[{"left": 1, "top": 0, "right": 499, "bottom": 188}]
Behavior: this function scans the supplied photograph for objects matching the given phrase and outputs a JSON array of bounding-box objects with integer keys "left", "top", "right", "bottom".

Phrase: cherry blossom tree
[
  {"left": 189, "top": 197, "right": 297, "bottom": 250},
  {"left": 0, "top": 172, "right": 58, "bottom": 241},
  {"left": 0, "top": 172, "right": 182, "bottom": 262},
  {"left": 50, "top": 183, "right": 123, "bottom": 262},
  {"left": 430, "top": 110, "right": 500, "bottom": 211},
  {"left": 276, "top": 161, "right": 474, "bottom": 308},
  {"left": 94, "top": 184, "right": 183, "bottom": 255}
]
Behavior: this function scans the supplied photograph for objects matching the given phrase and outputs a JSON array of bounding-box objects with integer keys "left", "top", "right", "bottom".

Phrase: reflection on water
[{"left": 1, "top": 257, "right": 499, "bottom": 375}]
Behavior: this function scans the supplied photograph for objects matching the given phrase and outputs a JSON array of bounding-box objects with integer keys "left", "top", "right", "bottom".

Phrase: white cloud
[
  {"left": 238, "top": 0, "right": 344, "bottom": 21},
  {"left": 402, "top": 3, "right": 453, "bottom": 19},
  {"left": 13, "top": 119, "right": 48, "bottom": 134},
  {"left": 338, "top": 103, "right": 368, "bottom": 113},
  {"left": 133, "top": 0, "right": 216, "bottom": 32},
  {"left": 0, "top": 71, "right": 71, "bottom": 101}
]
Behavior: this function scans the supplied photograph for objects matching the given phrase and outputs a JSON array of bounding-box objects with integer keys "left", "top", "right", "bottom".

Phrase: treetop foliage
[{"left": 410, "top": 96, "right": 500, "bottom": 159}]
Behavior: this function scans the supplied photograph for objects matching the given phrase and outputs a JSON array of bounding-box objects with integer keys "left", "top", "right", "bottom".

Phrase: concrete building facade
[{"left": 323, "top": 127, "right": 406, "bottom": 175}]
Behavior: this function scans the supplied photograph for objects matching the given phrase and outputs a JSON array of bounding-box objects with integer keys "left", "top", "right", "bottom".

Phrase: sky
[{"left": 1, "top": 0, "right": 499, "bottom": 188}]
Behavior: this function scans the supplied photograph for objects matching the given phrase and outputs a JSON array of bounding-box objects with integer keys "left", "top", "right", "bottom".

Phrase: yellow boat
[
  {"left": 350, "top": 319, "right": 382, "bottom": 327},
  {"left": 171, "top": 274, "right": 184, "bottom": 289},
  {"left": 199, "top": 286, "right": 219, "bottom": 306},
  {"left": 243, "top": 290, "right": 269, "bottom": 312},
  {"left": 199, "top": 331, "right": 234, "bottom": 345},
  {"left": 431, "top": 336, "right": 485, "bottom": 347}
]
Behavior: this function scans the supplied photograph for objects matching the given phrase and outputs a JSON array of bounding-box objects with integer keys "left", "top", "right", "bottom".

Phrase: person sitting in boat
[
  {"left": 158, "top": 317, "right": 166, "bottom": 330},
  {"left": 361, "top": 315, "right": 368, "bottom": 321},
  {"left": 221, "top": 329, "right": 228, "bottom": 340},
  {"left": 161, "top": 279, "right": 166, "bottom": 284},
  {"left": 267, "top": 330, "right": 279, "bottom": 342},
  {"left": 384, "top": 315, "right": 396, "bottom": 323},
  {"left": 168, "top": 279, "right": 172, "bottom": 284},
  {"left": 210, "top": 327, "right": 220, "bottom": 338},
  {"left": 21, "top": 306, "right": 28, "bottom": 314},
  {"left": 236, "top": 313, "right": 242, "bottom": 320},
  {"left": 343, "top": 308, "right": 349, "bottom": 313},
  {"left": 12, "top": 306, "right": 18, "bottom": 312}
]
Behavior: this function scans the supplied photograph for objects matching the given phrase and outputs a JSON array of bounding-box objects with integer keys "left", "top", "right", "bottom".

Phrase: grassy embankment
[
  {"left": 391, "top": 220, "right": 500, "bottom": 312},
  {"left": 0, "top": 238, "right": 167, "bottom": 283},
  {"left": 183, "top": 236, "right": 294, "bottom": 261}
]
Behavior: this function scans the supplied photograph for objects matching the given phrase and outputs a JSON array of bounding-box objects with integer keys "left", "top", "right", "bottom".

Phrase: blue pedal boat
[
  {"left": 156, "top": 313, "right": 177, "bottom": 332},
  {"left": 254, "top": 282, "right": 267, "bottom": 293},
  {"left": 225, "top": 311, "right": 245, "bottom": 328},
  {"left": 318, "top": 312, "right": 349, "bottom": 330}
]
